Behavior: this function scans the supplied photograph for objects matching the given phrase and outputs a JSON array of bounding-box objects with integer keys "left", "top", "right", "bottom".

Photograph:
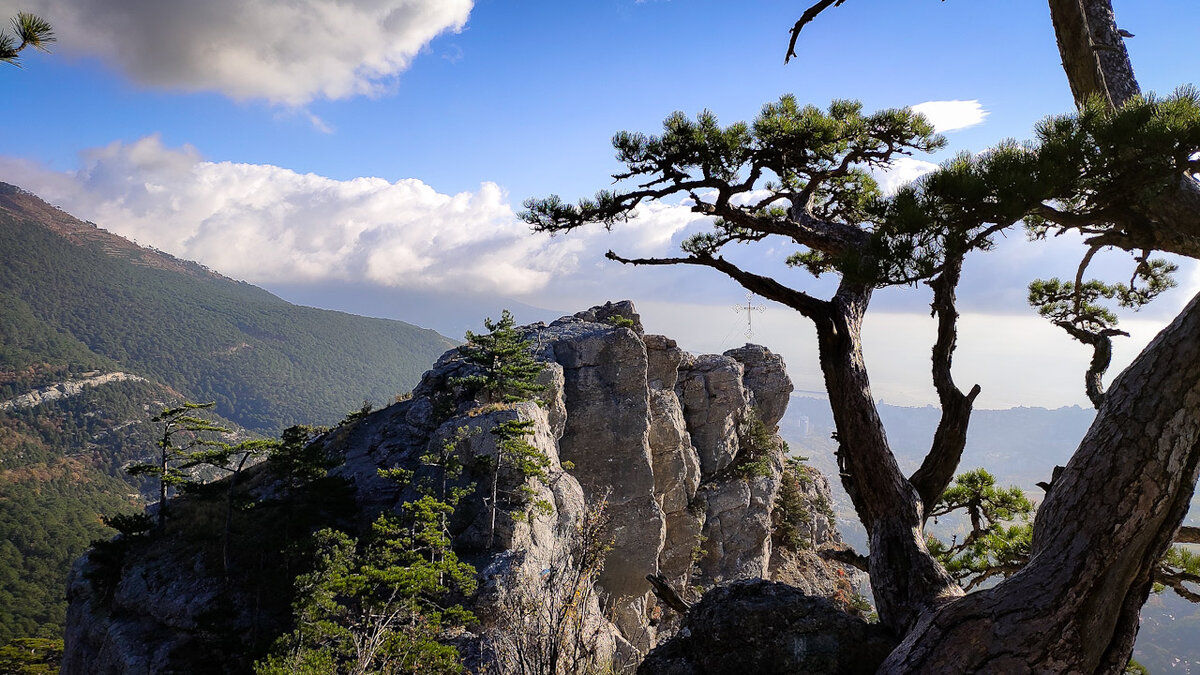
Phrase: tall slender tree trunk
[{"left": 157, "top": 433, "right": 169, "bottom": 528}]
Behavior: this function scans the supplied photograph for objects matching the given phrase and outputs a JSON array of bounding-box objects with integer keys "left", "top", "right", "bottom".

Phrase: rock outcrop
[
  {"left": 637, "top": 580, "right": 897, "bottom": 675},
  {"left": 62, "top": 301, "right": 864, "bottom": 673},
  {"left": 0, "top": 371, "right": 147, "bottom": 411}
]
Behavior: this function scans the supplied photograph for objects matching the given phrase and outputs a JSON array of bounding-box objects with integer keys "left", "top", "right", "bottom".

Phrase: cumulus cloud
[
  {"left": 910, "top": 100, "right": 989, "bottom": 133},
  {"left": 0, "top": 136, "right": 702, "bottom": 296},
  {"left": 870, "top": 156, "right": 940, "bottom": 195},
  {"left": 8, "top": 0, "right": 472, "bottom": 103}
]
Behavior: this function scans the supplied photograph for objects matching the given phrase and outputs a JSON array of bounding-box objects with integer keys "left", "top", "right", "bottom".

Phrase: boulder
[{"left": 638, "top": 580, "right": 897, "bottom": 675}]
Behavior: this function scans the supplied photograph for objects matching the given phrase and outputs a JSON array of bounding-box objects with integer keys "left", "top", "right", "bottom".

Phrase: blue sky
[{"left": 1, "top": 0, "right": 1197, "bottom": 408}]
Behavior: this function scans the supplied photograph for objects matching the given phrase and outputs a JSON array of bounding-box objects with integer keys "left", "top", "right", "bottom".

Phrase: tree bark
[
  {"left": 1048, "top": 0, "right": 1200, "bottom": 261},
  {"left": 816, "top": 283, "right": 962, "bottom": 633},
  {"left": 878, "top": 4, "right": 1200, "bottom": 670},
  {"left": 909, "top": 254, "right": 980, "bottom": 517},
  {"left": 881, "top": 289, "right": 1200, "bottom": 673},
  {"left": 771, "top": 1, "right": 1200, "bottom": 671},
  {"left": 1046, "top": 0, "right": 1140, "bottom": 109}
]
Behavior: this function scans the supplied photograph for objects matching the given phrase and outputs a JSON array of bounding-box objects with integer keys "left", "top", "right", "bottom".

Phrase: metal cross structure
[{"left": 733, "top": 292, "right": 766, "bottom": 340}]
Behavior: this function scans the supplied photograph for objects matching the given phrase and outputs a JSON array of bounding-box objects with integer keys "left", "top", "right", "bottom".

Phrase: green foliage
[
  {"left": 102, "top": 512, "right": 153, "bottom": 537},
  {"left": 126, "top": 402, "right": 231, "bottom": 526},
  {"left": 0, "top": 196, "right": 455, "bottom": 433},
  {"left": 1029, "top": 89, "right": 1200, "bottom": 227},
  {"left": 257, "top": 442, "right": 479, "bottom": 674},
  {"left": 488, "top": 416, "right": 553, "bottom": 533},
  {"left": 0, "top": 186, "right": 451, "bottom": 642},
  {"left": 0, "top": 470, "right": 133, "bottom": 643},
  {"left": 452, "top": 311, "right": 553, "bottom": 545},
  {"left": 927, "top": 469, "right": 1034, "bottom": 591},
  {"left": 1154, "top": 545, "right": 1200, "bottom": 602},
  {"left": 1027, "top": 258, "right": 1177, "bottom": 338},
  {"left": 0, "top": 636, "right": 62, "bottom": 674},
  {"left": 603, "top": 314, "right": 636, "bottom": 329},
  {"left": 847, "top": 593, "right": 875, "bottom": 620},
  {"left": 83, "top": 421, "right": 358, "bottom": 671},
  {"left": 0, "top": 13, "right": 54, "bottom": 67},
  {"left": 523, "top": 90, "right": 1200, "bottom": 374},
  {"left": 1124, "top": 658, "right": 1151, "bottom": 675},
  {"left": 732, "top": 409, "right": 778, "bottom": 478},
  {"left": 268, "top": 425, "right": 336, "bottom": 494},
  {"left": 523, "top": 96, "right": 946, "bottom": 283},
  {"left": 454, "top": 310, "right": 545, "bottom": 404},
  {"left": 420, "top": 426, "right": 477, "bottom": 508},
  {"left": 0, "top": 378, "right": 184, "bottom": 643},
  {"left": 341, "top": 400, "right": 373, "bottom": 425},
  {"left": 773, "top": 457, "right": 813, "bottom": 550}
]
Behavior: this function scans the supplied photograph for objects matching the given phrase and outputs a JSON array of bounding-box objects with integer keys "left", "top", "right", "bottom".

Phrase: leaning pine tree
[
  {"left": 523, "top": 2, "right": 1200, "bottom": 666},
  {"left": 127, "top": 402, "right": 230, "bottom": 528}
]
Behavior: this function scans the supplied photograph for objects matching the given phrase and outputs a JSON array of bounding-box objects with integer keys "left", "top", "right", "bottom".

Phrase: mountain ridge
[{"left": 0, "top": 181, "right": 457, "bottom": 431}]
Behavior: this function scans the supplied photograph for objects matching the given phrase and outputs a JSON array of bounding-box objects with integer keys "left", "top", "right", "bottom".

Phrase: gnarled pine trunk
[
  {"left": 815, "top": 284, "right": 963, "bottom": 634},
  {"left": 875, "top": 5, "right": 1200, "bottom": 669},
  {"left": 881, "top": 289, "right": 1200, "bottom": 673}
]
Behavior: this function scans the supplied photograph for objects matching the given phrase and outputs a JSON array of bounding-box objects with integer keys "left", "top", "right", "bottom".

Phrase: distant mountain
[{"left": 0, "top": 182, "right": 457, "bottom": 644}]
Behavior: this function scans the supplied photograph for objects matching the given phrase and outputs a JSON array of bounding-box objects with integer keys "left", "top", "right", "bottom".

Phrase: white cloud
[
  {"left": 0, "top": 136, "right": 702, "bottom": 296},
  {"left": 7, "top": 0, "right": 472, "bottom": 104},
  {"left": 871, "top": 157, "right": 939, "bottom": 195},
  {"left": 911, "top": 100, "right": 989, "bottom": 133}
]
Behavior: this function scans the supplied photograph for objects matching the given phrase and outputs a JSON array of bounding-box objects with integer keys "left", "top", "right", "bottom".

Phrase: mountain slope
[
  {"left": 0, "top": 182, "right": 457, "bottom": 645},
  {"left": 0, "top": 182, "right": 456, "bottom": 431}
]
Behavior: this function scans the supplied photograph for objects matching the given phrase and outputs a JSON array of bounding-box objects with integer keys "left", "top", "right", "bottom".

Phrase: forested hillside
[
  {"left": 0, "top": 182, "right": 456, "bottom": 645},
  {"left": 0, "top": 182, "right": 456, "bottom": 432}
]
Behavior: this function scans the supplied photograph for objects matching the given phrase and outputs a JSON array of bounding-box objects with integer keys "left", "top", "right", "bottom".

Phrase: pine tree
[
  {"left": 0, "top": 13, "right": 54, "bottom": 68},
  {"left": 127, "top": 402, "right": 230, "bottom": 528},
  {"left": 924, "top": 469, "right": 1033, "bottom": 592},
  {"left": 454, "top": 311, "right": 552, "bottom": 548},
  {"left": 182, "top": 437, "right": 278, "bottom": 572},
  {"left": 522, "top": 26, "right": 1200, "bottom": 664},
  {"left": 454, "top": 310, "right": 544, "bottom": 404},
  {"left": 257, "top": 454, "right": 478, "bottom": 674}
]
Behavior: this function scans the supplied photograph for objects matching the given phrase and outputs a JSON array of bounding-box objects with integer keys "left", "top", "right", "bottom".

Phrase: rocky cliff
[{"left": 62, "top": 301, "right": 864, "bottom": 673}]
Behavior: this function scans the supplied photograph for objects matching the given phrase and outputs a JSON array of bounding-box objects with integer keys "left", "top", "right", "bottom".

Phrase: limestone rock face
[
  {"left": 62, "top": 301, "right": 863, "bottom": 673},
  {"left": 724, "top": 344, "right": 793, "bottom": 429},
  {"left": 540, "top": 313, "right": 661, "bottom": 601},
  {"left": 696, "top": 464, "right": 780, "bottom": 583},
  {"left": 677, "top": 354, "right": 750, "bottom": 477}
]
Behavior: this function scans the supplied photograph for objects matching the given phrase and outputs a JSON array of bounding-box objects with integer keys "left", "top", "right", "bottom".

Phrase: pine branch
[
  {"left": 605, "top": 250, "right": 831, "bottom": 320},
  {"left": 910, "top": 252, "right": 982, "bottom": 517}
]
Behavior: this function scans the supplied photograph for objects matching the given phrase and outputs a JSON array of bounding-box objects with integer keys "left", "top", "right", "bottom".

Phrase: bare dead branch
[
  {"left": 821, "top": 546, "right": 870, "bottom": 573},
  {"left": 785, "top": 0, "right": 849, "bottom": 64},
  {"left": 646, "top": 572, "right": 692, "bottom": 614}
]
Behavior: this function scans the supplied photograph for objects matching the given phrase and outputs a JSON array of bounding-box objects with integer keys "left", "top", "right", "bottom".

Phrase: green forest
[
  {"left": 0, "top": 185, "right": 459, "bottom": 648},
  {"left": 0, "top": 186, "right": 456, "bottom": 432}
]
